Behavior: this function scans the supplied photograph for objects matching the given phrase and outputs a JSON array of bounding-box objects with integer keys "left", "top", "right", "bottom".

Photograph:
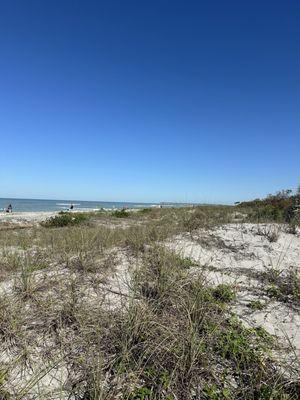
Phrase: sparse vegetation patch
[{"left": 261, "top": 266, "right": 300, "bottom": 305}]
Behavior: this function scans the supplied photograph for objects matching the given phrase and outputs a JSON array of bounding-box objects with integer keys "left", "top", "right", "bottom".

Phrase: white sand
[
  {"left": 0, "top": 208, "right": 142, "bottom": 225},
  {"left": 0, "top": 211, "right": 58, "bottom": 224},
  {"left": 166, "top": 223, "right": 300, "bottom": 371}
]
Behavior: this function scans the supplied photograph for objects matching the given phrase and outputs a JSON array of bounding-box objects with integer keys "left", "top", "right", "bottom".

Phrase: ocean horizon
[{"left": 0, "top": 198, "right": 188, "bottom": 213}]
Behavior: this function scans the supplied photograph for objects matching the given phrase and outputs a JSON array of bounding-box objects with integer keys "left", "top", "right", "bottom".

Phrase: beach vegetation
[
  {"left": 261, "top": 266, "right": 300, "bottom": 305},
  {"left": 211, "top": 284, "right": 236, "bottom": 303},
  {"left": 256, "top": 224, "right": 280, "bottom": 242},
  {"left": 247, "top": 300, "right": 265, "bottom": 310},
  {"left": 111, "top": 209, "right": 130, "bottom": 218},
  {"left": 41, "top": 211, "right": 89, "bottom": 227},
  {"left": 138, "top": 207, "right": 153, "bottom": 214},
  {"left": 238, "top": 187, "right": 300, "bottom": 223},
  {"left": 0, "top": 201, "right": 299, "bottom": 398}
]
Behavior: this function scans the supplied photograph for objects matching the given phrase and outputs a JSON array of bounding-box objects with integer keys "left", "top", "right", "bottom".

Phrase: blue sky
[{"left": 0, "top": 1, "right": 299, "bottom": 203}]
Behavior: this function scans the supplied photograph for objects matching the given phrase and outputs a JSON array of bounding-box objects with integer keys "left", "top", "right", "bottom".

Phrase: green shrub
[
  {"left": 287, "top": 211, "right": 300, "bottom": 233},
  {"left": 266, "top": 284, "right": 281, "bottom": 299},
  {"left": 254, "top": 327, "right": 274, "bottom": 345},
  {"left": 212, "top": 284, "right": 236, "bottom": 303},
  {"left": 111, "top": 209, "right": 130, "bottom": 218},
  {"left": 259, "top": 264, "right": 300, "bottom": 305},
  {"left": 139, "top": 208, "right": 153, "bottom": 214},
  {"left": 41, "top": 212, "right": 88, "bottom": 227},
  {"left": 238, "top": 187, "right": 300, "bottom": 223},
  {"left": 247, "top": 300, "right": 264, "bottom": 310}
]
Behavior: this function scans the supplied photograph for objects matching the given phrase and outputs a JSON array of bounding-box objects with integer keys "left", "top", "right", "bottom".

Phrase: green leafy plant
[
  {"left": 41, "top": 212, "right": 88, "bottom": 227},
  {"left": 247, "top": 300, "right": 264, "bottom": 310},
  {"left": 212, "top": 284, "right": 236, "bottom": 303}
]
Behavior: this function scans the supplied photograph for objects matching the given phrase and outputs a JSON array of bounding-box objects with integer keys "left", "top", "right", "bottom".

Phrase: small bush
[
  {"left": 212, "top": 284, "right": 236, "bottom": 303},
  {"left": 259, "top": 264, "right": 300, "bottom": 305},
  {"left": 111, "top": 209, "right": 130, "bottom": 218},
  {"left": 247, "top": 300, "right": 264, "bottom": 310},
  {"left": 256, "top": 225, "right": 280, "bottom": 242},
  {"left": 286, "top": 212, "right": 300, "bottom": 234},
  {"left": 178, "top": 256, "right": 196, "bottom": 269},
  {"left": 139, "top": 208, "right": 153, "bottom": 214},
  {"left": 41, "top": 212, "right": 88, "bottom": 227},
  {"left": 266, "top": 284, "right": 281, "bottom": 299},
  {"left": 254, "top": 327, "right": 274, "bottom": 345},
  {"left": 286, "top": 223, "right": 298, "bottom": 235},
  {"left": 184, "top": 209, "right": 207, "bottom": 232}
]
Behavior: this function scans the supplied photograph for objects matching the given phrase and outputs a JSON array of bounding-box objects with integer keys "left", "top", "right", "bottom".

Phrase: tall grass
[{"left": 0, "top": 205, "right": 299, "bottom": 398}]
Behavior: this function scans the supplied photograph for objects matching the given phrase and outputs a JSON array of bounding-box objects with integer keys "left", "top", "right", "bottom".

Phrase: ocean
[{"left": 0, "top": 198, "right": 159, "bottom": 213}]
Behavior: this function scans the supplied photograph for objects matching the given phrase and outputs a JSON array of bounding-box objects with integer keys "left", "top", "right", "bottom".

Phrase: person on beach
[
  {"left": 6, "top": 204, "right": 12, "bottom": 213},
  {"left": 70, "top": 204, "right": 74, "bottom": 210}
]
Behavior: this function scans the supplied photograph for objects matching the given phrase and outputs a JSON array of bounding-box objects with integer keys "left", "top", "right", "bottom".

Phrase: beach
[
  {"left": 0, "top": 204, "right": 299, "bottom": 398},
  {"left": 0, "top": 211, "right": 58, "bottom": 224},
  {"left": 0, "top": 208, "right": 144, "bottom": 229}
]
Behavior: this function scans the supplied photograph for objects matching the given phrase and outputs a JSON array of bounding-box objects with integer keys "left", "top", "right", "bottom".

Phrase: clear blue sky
[{"left": 0, "top": 1, "right": 299, "bottom": 203}]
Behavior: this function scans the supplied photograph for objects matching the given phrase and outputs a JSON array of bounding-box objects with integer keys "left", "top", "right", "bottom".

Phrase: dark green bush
[
  {"left": 239, "top": 187, "right": 300, "bottom": 223},
  {"left": 212, "top": 284, "right": 236, "bottom": 302},
  {"left": 41, "top": 212, "right": 88, "bottom": 227},
  {"left": 111, "top": 209, "right": 130, "bottom": 218}
]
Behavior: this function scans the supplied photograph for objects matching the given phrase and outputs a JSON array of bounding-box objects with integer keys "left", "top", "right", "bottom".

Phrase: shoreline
[
  {"left": 0, "top": 207, "right": 143, "bottom": 224},
  {"left": 0, "top": 211, "right": 59, "bottom": 224}
]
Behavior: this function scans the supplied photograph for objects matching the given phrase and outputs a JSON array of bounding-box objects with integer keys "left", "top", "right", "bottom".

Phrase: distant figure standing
[
  {"left": 70, "top": 204, "right": 74, "bottom": 210},
  {"left": 6, "top": 204, "right": 12, "bottom": 213}
]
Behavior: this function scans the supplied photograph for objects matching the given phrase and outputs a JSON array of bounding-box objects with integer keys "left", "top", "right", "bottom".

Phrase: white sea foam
[{"left": 56, "top": 203, "right": 81, "bottom": 207}]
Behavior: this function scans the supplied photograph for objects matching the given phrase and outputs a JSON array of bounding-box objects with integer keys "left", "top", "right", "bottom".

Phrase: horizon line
[{"left": 0, "top": 196, "right": 230, "bottom": 206}]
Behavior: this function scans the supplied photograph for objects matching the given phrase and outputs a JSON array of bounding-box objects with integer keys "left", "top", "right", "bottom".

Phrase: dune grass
[{"left": 0, "top": 205, "right": 299, "bottom": 398}]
